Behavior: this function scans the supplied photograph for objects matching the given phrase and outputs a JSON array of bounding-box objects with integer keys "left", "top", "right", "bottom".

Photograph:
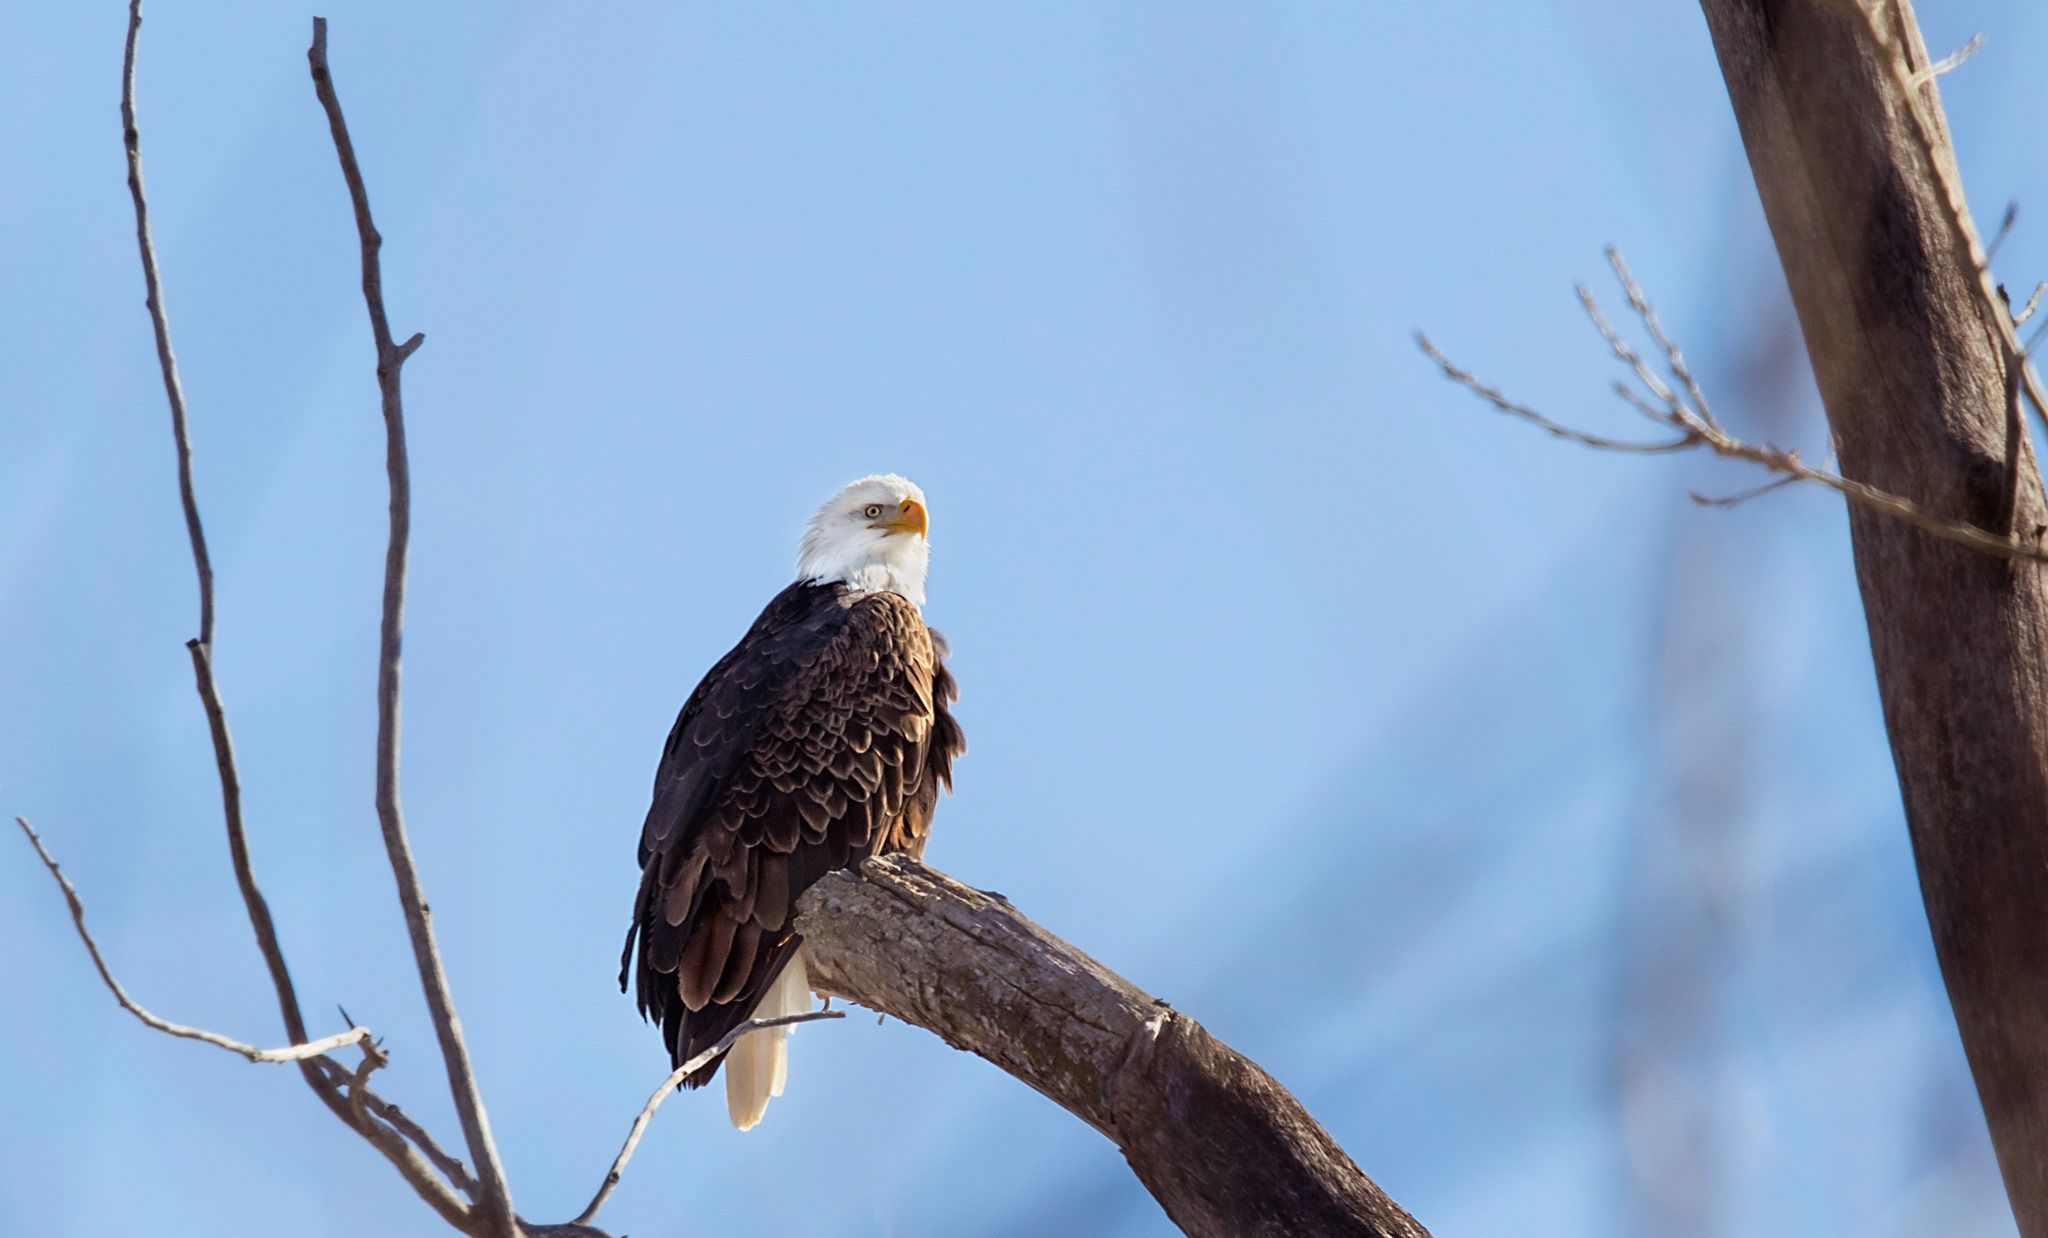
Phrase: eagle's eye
[{"left": 862, "top": 504, "right": 884, "bottom": 519}]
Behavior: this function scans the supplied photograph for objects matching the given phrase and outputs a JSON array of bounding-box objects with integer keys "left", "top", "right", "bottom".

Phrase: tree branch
[
  {"left": 13, "top": 815, "right": 373, "bottom": 1064},
  {"left": 306, "top": 17, "right": 517, "bottom": 1238},
  {"left": 121, "top": 0, "right": 211, "bottom": 648},
  {"left": 16, "top": 814, "right": 479, "bottom": 1230},
  {"left": 794, "top": 856, "right": 1429, "bottom": 1238}
]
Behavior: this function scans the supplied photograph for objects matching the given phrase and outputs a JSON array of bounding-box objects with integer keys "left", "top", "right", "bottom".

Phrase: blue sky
[{"left": 5, "top": 3, "right": 2047, "bottom": 1235}]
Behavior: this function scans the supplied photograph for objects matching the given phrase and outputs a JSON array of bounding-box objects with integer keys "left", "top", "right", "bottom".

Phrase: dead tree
[{"left": 14, "top": 9, "right": 1424, "bottom": 1237}]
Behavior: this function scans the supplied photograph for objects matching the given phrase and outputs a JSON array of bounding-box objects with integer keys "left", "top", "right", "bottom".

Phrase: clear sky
[{"left": 6, "top": 3, "right": 2047, "bottom": 1235}]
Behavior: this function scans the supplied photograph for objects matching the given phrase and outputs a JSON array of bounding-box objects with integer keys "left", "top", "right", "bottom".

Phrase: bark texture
[
  {"left": 796, "top": 856, "right": 1428, "bottom": 1238},
  {"left": 1701, "top": 3, "right": 2048, "bottom": 1232}
]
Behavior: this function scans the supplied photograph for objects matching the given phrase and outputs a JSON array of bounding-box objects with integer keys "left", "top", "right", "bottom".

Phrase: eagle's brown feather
[{"left": 621, "top": 580, "right": 963, "bottom": 1086}]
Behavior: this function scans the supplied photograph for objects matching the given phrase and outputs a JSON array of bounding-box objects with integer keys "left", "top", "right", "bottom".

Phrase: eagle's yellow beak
[{"left": 879, "top": 497, "right": 928, "bottom": 539}]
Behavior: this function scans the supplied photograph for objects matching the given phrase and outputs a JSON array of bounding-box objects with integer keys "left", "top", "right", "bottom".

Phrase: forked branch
[{"left": 1419, "top": 247, "right": 2048, "bottom": 563}]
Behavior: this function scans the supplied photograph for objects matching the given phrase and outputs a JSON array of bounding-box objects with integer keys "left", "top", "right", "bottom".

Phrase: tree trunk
[
  {"left": 1699, "top": 2, "right": 2048, "bottom": 1231},
  {"left": 796, "top": 857, "right": 1428, "bottom": 1238}
]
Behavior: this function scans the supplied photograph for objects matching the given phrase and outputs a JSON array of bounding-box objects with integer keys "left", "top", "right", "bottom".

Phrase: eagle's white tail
[{"left": 725, "top": 949, "right": 812, "bottom": 1131}]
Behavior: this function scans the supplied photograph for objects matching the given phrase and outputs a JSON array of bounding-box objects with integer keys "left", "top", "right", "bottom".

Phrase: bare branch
[
  {"left": 14, "top": 816, "right": 371, "bottom": 1064},
  {"left": 571, "top": 1011, "right": 846, "bottom": 1228},
  {"left": 796, "top": 857, "right": 1429, "bottom": 1238},
  {"left": 1575, "top": 286, "right": 1689, "bottom": 423},
  {"left": 1986, "top": 200, "right": 2018, "bottom": 262},
  {"left": 1605, "top": 247, "right": 1721, "bottom": 431},
  {"left": 180, "top": 638, "right": 334, "bottom": 1045},
  {"left": 307, "top": 19, "right": 515, "bottom": 1237},
  {"left": 17, "top": 818, "right": 481, "bottom": 1229},
  {"left": 124, "top": 0, "right": 328, "bottom": 1072},
  {"left": 121, "top": 0, "right": 212, "bottom": 648},
  {"left": 1689, "top": 475, "right": 1799, "bottom": 508},
  {"left": 1421, "top": 250, "right": 2048, "bottom": 564}
]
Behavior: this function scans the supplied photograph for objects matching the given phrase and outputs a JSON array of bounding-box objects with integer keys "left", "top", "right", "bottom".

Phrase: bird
[{"left": 620, "top": 474, "right": 965, "bottom": 1130}]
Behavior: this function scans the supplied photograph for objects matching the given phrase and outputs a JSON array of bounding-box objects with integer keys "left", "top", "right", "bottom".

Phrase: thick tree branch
[
  {"left": 795, "top": 856, "right": 1428, "bottom": 1238},
  {"left": 1694, "top": 1, "right": 2048, "bottom": 1229},
  {"left": 307, "top": 17, "right": 517, "bottom": 1238}
]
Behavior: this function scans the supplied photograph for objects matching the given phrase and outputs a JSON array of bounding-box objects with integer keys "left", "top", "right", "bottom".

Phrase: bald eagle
[{"left": 621, "top": 475, "right": 965, "bottom": 1129}]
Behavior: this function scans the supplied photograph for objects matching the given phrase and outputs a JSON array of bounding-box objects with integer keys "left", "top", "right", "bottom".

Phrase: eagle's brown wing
[{"left": 621, "top": 580, "right": 964, "bottom": 1085}]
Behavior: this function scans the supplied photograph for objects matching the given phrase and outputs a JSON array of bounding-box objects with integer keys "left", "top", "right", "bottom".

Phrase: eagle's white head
[{"left": 796, "top": 474, "right": 931, "bottom": 609}]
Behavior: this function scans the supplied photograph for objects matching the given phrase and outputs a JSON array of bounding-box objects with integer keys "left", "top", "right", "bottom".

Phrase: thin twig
[
  {"left": 1986, "top": 201, "right": 2018, "bottom": 263},
  {"left": 1911, "top": 30, "right": 1984, "bottom": 88},
  {"left": 1415, "top": 335, "right": 1698, "bottom": 454},
  {"left": 1606, "top": 247, "right": 1721, "bottom": 431},
  {"left": 1610, "top": 381, "right": 1681, "bottom": 428},
  {"left": 1576, "top": 287, "right": 1686, "bottom": 421},
  {"left": 307, "top": 19, "right": 517, "bottom": 1238},
  {"left": 13, "top": 816, "right": 372, "bottom": 1064},
  {"left": 1690, "top": 475, "right": 1800, "bottom": 508},
  {"left": 572, "top": 1011, "right": 845, "bottom": 1228}
]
